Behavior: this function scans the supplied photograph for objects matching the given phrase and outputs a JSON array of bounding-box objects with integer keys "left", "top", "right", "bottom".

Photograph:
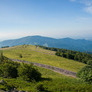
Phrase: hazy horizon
[
  {"left": 0, "top": 35, "right": 92, "bottom": 42},
  {"left": 0, "top": 0, "right": 92, "bottom": 40}
]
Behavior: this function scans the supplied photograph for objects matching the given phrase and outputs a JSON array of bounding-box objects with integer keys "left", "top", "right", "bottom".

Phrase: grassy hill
[
  {"left": 3, "top": 45, "right": 85, "bottom": 72},
  {"left": 0, "top": 45, "right": 92, "bottom": 91}
]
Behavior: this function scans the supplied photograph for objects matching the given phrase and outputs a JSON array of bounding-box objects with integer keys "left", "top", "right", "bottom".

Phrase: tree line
[{"left": 38, "top": 45, "right": 92, "bottom": 65}]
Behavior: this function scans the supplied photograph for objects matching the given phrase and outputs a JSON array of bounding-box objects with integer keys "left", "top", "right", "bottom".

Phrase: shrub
[
  {"left": 0, "top": 52, "right": 4, "bottom": 62},
  {"left": 87, "top": 60, "right": 92, "bottom": 66},
  {"left": 36, "top": 83, "right": 47, "bottom": 92},
  {"left": 19, "top": 54, "right": 22, "bottom": 58},
  {"left": 0, "top": 55, "right": 42, "bottom": 81},
  {"left": 18, "top": 63, "right": 41, "bottom": 81},
  {"left": 0, "top": 63, "right": 18, "bottom": 78},
  {"left": 77, "top": 65, "right": 92, "bottom": 84},
  {"left": 0, "top": 57, "right": 19, "bottom": 78}
]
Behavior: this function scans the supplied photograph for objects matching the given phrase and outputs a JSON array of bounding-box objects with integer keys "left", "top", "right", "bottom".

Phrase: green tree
[
  {"left": 18, "top": 63, "right": 41, "bottom": 81},
  {"left": 87, "top": 60, "right": 92, "bottom": 66},
  {"left": 0, "top": 63, "right": 18, "bottom": 78},
  {"left": 77, "top": 65, "right": 92, "bottom": 84}
]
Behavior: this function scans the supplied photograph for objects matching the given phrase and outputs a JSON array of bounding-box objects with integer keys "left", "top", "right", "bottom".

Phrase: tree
[
  {"left": 87, "top": 60, "right": 92, "bottom": 66},
  {"left": 77, "top": 65, "right": 92, "bottom": 84},
  {"left": 0, "top": 63, "right": 18, "bottom": 78},
  {"left": 18, "top": 63, "right": 41, "bottom": 81}
]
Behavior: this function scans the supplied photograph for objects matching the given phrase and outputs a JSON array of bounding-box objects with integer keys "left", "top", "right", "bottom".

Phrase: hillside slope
[
  {"left": 3, "top": 45, "right": 85, "bottom": 72},
  {"left": 1, "top": 45, "right": 92, "bottom": 92}
]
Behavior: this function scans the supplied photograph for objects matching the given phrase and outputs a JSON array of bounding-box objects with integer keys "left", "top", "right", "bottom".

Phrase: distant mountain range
[{"left": 0, "top": 35, "right": 92, "bottom": 52}]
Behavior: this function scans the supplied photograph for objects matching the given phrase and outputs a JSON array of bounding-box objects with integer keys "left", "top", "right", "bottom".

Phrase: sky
[{"left": 0, "top": 0, "right": 92, "bottom": 40}]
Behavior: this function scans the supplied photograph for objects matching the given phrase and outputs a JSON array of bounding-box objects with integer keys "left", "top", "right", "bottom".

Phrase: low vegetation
[
  {"left": 0, "top": 61, "right": 92, "bottom": 91},
  {"left": 0, "top": 45, "right": 92, "bottom": 91},
  {"left": 39, "top": 45, "right": 92, "bottom": 65},
  {"left": 18, "top": 63, "right": 41, "bottom": 82},
  {"left": 0, "top": 53, "right": 43, "bottom": 91},
  {"left": 77, "top": 65, "right": 92, "bottom": 84},
  {"left": 3, "top": 45, "right": 85, "bottom": 72}
]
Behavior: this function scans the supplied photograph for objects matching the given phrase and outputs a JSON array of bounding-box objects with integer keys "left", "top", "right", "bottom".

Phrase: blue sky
[{"left": 0, "top": 0, "right": 92, "bottom": 40}]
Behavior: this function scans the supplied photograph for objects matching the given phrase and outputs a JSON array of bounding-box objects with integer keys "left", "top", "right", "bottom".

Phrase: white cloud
[
  {"left": 84, "top": 6, "right": 92, "bottom": 14},
  {"left": 81, "top": 0, "right": 92, "bottom": 14},
  {"left": 70, "top": 0, "right": 92, "bottom": 14}
]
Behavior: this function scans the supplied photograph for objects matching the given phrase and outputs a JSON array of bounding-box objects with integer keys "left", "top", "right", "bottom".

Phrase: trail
[{"left": 10, "top": 58, "right": 77, "bottom": 78}]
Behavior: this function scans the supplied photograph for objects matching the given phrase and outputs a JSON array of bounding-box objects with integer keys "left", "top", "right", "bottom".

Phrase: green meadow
[{"left": 3, "top": 45, "right": 85, "bottom": 72}]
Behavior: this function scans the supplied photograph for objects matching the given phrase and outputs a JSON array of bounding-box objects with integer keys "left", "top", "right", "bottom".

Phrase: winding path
[{"left": 10, "top": 58, "right": 77, "bottom": 78}]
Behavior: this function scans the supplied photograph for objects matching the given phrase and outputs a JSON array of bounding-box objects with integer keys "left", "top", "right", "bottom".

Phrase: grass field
[{"left": 3, "top": 45, "right": 85, "bottom": 72}]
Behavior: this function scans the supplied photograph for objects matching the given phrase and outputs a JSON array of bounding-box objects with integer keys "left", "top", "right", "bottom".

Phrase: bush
[
  {"left": 77, "top": 65, "right": 92, "bottom": 84},
  {"left": 36, "top": 83, "right": 47, "bottom": 92},
  {"left": 19, "top": 54, "right": 23, "bottom": 58},
  {"left": 0, "top": 55, "right": 42, "bottom": 81},
  {"left": 0, "top": 52, "right": 4, "bottom": 62},
  {"left": 87, "top": 60, "right": 92, "bottom": 66},
  {"left": 0, "top": 63, "right": 18, "bottom": 78},
  {"left": 18, "top": 63, "right": 41, "bottom": 81}
]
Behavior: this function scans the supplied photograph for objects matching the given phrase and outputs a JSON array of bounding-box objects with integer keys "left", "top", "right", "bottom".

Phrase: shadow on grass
[{"left": 40, "top": 78, "right": 52, "bottom": 81}]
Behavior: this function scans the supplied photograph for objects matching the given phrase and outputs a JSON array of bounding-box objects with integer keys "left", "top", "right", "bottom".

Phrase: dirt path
[{"left": 10, "top": 58, "right": 77, "bottom": 78}]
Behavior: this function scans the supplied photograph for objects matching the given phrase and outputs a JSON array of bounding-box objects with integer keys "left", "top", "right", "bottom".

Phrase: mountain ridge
[{"left": 0, "top": 35, "right": 92, "bottom": 52}]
